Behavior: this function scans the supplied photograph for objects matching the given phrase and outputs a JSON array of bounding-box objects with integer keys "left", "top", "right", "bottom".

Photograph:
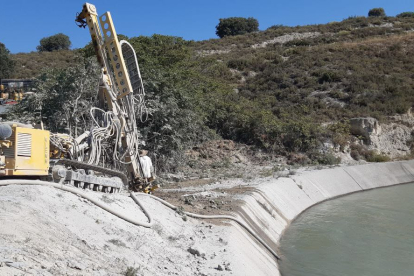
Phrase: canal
[{"left": 279, "top": 183, "right": 414, "bottom": 276}]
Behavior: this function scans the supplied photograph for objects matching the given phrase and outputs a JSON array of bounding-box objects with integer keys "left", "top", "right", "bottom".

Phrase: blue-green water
[{"left": 278, "top": 183, "right": 414, "bottom": 276}]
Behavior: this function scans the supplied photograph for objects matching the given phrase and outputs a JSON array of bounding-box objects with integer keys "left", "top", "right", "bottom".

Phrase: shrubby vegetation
[
  {"left": 37, "top": 33, "right": 72, "bottom": 52},
  {"left": 397, "top": 12, "right": 414, "bottom": 18},
  {"left": 9, "top": 58, "right": 100, "bottom": 136},
  {"left": 0, "top": 42, "right": 15, "bottom": 79},
  {"left": 368, "top": 8, "right": 386, "bottom": 17},
  {"left": 125, "top": 35, "right": 219, "bottom": 170},
  {"left": 350, "top": 144, "right": 390, "bottom": 162},
  {"left": 193, "top": 14, "right": 414, "bottom": 163},
  {"left": 8, "top": 13, "right": 414, "bottom": 168},
  {"left": 12, "top": 50, "right": 76, "bottom": 78},
  {"left": 216, "top": 17, "right": 259, "bottom": 38}
]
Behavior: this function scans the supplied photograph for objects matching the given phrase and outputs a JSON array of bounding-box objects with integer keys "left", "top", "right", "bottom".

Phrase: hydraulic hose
[
  {"left": 0, "top": 180, "right": 280, "bottom": 260},
  {"left": 0, "top": 180, "right": 153, "bottom": 228},
  {"left": 134, "top": 193, "right": 281, "bottom": 260}
]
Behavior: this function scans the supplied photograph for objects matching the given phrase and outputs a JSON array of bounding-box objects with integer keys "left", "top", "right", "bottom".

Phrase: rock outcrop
[
  {"left": 350, "top": 117, "right": 381, "bottom": 144},
  {"left": 350, "top": 115, "right": 413, "bottom": 158}
]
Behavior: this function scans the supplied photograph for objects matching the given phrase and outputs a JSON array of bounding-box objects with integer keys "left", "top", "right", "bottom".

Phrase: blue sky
[{"left": 1, "top": 0, "right": 412, "bottom": 53}]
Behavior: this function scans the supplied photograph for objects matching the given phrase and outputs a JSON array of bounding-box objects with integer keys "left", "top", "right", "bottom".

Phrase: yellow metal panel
[
  {"left": 99, "top": 12, "right": 133, "bottom": 98},
  {"left": 4, "top": 126, "right": 49, "bottom": 176}
]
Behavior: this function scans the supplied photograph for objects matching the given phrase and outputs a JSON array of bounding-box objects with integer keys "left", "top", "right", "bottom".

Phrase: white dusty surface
[
  {"left": 1, "top": 160, "right": 414, "bottom": 275},
  {"left": 0, "top": 186, "right": 276, "bottom": 276},
  {"left": 251, "top": 32, "right": 322, "bottom": 49}
]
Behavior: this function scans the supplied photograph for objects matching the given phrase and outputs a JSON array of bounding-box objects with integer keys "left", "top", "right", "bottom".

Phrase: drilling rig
[{"left": 0, "top": 3, "right": 154, "bottom": 193}]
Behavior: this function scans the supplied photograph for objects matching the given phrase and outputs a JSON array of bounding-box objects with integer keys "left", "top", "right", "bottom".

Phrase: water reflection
[{"left": 279, "top": 183, "right": 414, "bottom": 276}]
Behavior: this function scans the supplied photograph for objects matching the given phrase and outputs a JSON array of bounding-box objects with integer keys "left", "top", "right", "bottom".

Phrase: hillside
[
  {"left": 193, "top": 15, "right": 414, "bottom": 121},
  {"left": 8, "top": 15, "right": 414, "bottom": 171},
  {"left": 12, "top": 50, "right": 77, "bottom": 78}
]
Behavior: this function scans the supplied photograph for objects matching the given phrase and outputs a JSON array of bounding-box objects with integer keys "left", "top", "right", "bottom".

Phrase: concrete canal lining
[{"left": 235, "top": 160, "right": 414, "bottom": 275}]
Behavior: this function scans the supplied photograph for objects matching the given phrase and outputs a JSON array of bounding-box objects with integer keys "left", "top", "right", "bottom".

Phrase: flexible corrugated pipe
[
  {"left": 0, "top": 180, "right": 280, "bottom": 260},
  {"left": 132, "top": 192, "right": 281, "bottom": 260},
  {"left": 0, "top": 180, "right": 153, "bottom": 227}
]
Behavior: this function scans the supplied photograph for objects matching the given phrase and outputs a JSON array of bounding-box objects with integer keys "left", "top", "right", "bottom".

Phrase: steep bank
[
  {"left": 236, "top": 160, "right": 414, "bottom": 274},
  {"left": 0, "top": 184, "right": 276, "bottom": 275}
]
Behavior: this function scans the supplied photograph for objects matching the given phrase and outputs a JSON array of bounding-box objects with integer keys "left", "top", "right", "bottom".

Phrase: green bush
[
  {"left": 0, "top": 42, "right": 15, "bottom": 78},
  {"left": 37, "top": 33, "right": 71, "bottom": 52},
  {"left": 227, "top": 59, "right": 251, "bottom": 70},
  {"left": 397, "top": 12, "right": 414, "bottom": 18},
  {"left": 368, "top": 8, "right": 386, "bottom": 17},
  {"left": 281, "top": 120, "right": 320, "bottom": 153},
  {"left": 328, "top": 121, "right": 351, "bottom": 151},
  {"left": 350, "top": 149, "right": 361, "bottom": 160},
  {"left": 216, "top": 17, "right": 259, "bottom": 38},
  {"left": 285, "top": 39, "right": 312, "bottom": 47},
  {"left": 127, "top": 35, "right": 220, "bottom": 171},
  {"left": 312, "top": 70, "right": 342, "bottom": 83},
  {"left": 314, "top": 152, "right": 341, "bottom": 165},
  {"left": 349, "top": 144, "right": 390, "bottom": 162},
  {"left": 267, "top": 24, "right": 285, "bottom": 30},
  {"left": 365, "top": 152, "right": 390, "bottom": 162}
]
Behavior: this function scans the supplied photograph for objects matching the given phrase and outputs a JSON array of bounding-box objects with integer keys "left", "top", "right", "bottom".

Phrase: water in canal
[{"left": 278, "top": 183, "right": 414, "bottom": 276}]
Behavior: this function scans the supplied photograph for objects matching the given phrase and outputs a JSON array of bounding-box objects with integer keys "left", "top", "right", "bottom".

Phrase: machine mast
[{"left": 76, "top": 3, "right": 144, "bottom": 188}]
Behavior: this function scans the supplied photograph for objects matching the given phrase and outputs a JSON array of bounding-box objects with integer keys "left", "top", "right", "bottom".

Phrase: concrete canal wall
[{"left": 235, "top": 160, "right": 414, "bottom": 275}]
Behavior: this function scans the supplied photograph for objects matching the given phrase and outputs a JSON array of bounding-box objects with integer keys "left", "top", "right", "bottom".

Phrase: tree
[
  {"left": 216, "top": 17, "right": 259, "bottom": 38},
  {"left": 0, "top": 42, "right": 15, "bottom": 79},
  {"left": 37, "top": 33, "right": 71, "bottom": 52},
  {"left": 368, "top": 8, "right": 386, "bottom": 17},
  {"left": 9, "top": 59, "right": 100, "bottom": 136},
  {"left": 397, "top": 12, "right": 414, "bottom": 18},
  {"left": 128, "top": 35, "right": 214, "bottom": 171}
]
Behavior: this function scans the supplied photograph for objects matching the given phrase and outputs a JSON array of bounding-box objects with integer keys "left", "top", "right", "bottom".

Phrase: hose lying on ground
[
  {"left": 132, "top": 192, "right": 281, "bottom": 260},
  {"left": 0, "top": 180, "right": 280, "bottom": 260},
  {"left": 0, "top": 180, "right": 153, "bottom": 228}
]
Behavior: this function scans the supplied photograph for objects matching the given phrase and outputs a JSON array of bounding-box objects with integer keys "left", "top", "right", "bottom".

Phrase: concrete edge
[{"left": 235, "top": 160, "right": 414, "bottom": 275}]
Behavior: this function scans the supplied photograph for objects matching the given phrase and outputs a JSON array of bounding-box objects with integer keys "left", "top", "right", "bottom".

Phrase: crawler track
[{"left": 55, "top": 159, "right": 128, "bottom": 193}]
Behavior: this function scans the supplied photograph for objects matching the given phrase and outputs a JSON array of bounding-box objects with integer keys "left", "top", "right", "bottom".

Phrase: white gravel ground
[{"left": 0, "top": 184, "right": 277, "bottom": 276}]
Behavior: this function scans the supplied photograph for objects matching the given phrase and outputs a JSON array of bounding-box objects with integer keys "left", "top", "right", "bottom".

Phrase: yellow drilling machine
[
  {"left": 0, "top": 4, "right": 283, "bottom": 261},
  {"left": 0, "top": 3, "right": 155, "bottom": 193}
]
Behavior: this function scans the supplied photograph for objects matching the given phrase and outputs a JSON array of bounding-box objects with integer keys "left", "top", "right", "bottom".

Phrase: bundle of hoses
[{"left": 0, "top": 180, "right": 280, "bottom": 260}]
